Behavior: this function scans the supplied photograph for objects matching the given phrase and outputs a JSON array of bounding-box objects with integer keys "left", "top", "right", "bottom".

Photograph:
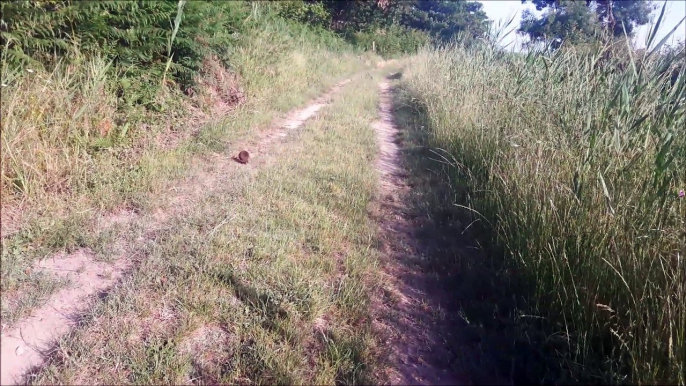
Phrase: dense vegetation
[
  {"left": 1, "top": 1, "right": 250, "bottom": 106},
  {"left": 397, "top": 6, "right": 685, "bottom": 384},
  {"left": 277, "top": 0, "right": 490, "bottom": 55},
  {"left": 520, "top": 0, "right": 655, "bottom": 45}
]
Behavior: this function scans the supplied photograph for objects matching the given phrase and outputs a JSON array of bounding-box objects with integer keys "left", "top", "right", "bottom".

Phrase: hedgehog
[{"left": 234, "top": 150, "right": 250, "bottom": 164}]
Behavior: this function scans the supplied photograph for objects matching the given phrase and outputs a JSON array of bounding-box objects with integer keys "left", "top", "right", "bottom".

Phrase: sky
[{"left": 478, "top": 0, "right": 686, "bottom": 51}]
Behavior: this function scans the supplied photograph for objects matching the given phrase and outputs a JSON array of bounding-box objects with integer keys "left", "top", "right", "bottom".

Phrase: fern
[{"left": 1, "top": 0, "right": 250, "bottom": 107}]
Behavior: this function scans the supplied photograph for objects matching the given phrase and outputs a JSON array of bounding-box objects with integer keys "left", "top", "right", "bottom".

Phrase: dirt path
[
  {"left": 2, "top": 70, "right": 466, "bottom": 385},
  {"left": 0, "top": 77, "right": 355, "bottom": 386},
  {"left": 370, "top": 79, "right": 464, "bottom": 385}
]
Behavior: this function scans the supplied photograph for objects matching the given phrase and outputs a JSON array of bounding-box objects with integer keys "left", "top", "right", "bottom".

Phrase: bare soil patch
[
  {"left": 370, "top": 79, "right": 466, "bottom": 385},
  {"left": 0, "top": 249, "right": 132, "bottom": 385},
  {"left": 179, "top": 323, "right": 235, "bottom": 384}
]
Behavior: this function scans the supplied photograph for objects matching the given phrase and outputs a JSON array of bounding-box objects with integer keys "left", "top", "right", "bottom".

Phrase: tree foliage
[
  {"left": 520, "top": 0, "right": 601, "bottom": 45},
  {"left": 520, "top": 0, "right": 656, "bottom": 44},
  {"left": 276, "top": 0, "right": 490, "bottom": 55},
  {"left": 397, "top": 0, "right": 490, "bottom": 42},
  {"left": 351, "top": 23, "right": 430, "bottom": 56}
]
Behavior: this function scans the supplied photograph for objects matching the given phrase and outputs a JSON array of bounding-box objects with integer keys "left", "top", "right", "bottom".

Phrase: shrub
[
  {"left": 0, "top": 0, "right": 249, "bottom": 106},
  {"left": 275, "top": 0, "right": 331, "bottom": 29},
  {"left": 352, "top": 24, "right": 429, "bottom": 57}
]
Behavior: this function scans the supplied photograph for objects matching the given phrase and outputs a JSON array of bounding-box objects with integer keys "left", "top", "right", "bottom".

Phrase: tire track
[{"left": 370, "top": 78, "right": 464, "bottom": 385}]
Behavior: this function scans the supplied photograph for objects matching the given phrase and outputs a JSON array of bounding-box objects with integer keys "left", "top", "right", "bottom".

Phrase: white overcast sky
[{"left": 478, "top": 0, "right": 686, "bottom": 51}]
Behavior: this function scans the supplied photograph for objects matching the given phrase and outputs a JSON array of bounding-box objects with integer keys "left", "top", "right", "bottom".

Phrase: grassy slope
[
  {"left": 1, "top": 11, "right": 378, "bottom": 326},
  {"left": 395, "top": 43, "right": 685, "bottom": 384},
  {"left": 27, "top": 70, "right": 385, "bottom": 385}
]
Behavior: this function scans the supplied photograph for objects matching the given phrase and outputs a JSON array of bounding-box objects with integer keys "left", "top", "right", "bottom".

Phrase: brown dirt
[
  {"left": 179, "top": 323, "right": 235, "bottom": 384},
  {"left": 0, "top": 76, "right": 357, "bottom": 385},
  {"left": 193, "top": 56, "right": 246, "bottom": 117},
  {"left": 0, "top": 249, "right": 132, "bottom": 385},
  {"left": 370, "top": 79, "right": 466, "bottom": 385},
  {"left": 0, "top": 200, "right": 24, "bottom": 238}
]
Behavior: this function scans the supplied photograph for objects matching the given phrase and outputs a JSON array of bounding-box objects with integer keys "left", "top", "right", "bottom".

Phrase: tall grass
[{"left": 399, "top": 27, "right": 685, "bottom": 385}]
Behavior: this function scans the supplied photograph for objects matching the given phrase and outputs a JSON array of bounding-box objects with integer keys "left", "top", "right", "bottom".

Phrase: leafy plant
[
  {"left": 352, "top": 24, "right": 430, "bottom": 57},
  {"left": 0, "top": 0, "right": 249, "bottom": 107}
]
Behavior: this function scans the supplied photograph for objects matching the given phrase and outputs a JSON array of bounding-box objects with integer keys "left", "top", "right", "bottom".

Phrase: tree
[
  {"left": 520, "top": 0, "right": 601, "bottom": 46},
  {"left": 277, "top": 0, "right": 489, "bottom": 43},
  {"left": 319, "top": 0, "right": 397, "bottom": 32},
  {"left": 520, "top": 0, "right": 656, "bottom": 44},
  {"left": 397, "top": 0, "right": 490, "bottom": 42},
  {"left": 595, "top": 0, "right": 654, "bottom": 36}
]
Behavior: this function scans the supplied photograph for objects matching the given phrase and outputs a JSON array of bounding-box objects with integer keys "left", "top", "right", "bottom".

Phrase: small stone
[{"left": 15, "top": 346, "right": 25, "bottom": 356}]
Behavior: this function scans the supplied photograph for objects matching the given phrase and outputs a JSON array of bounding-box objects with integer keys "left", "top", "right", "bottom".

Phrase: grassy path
[
  {"left": 367, "top": 79, "right": 465, "bottom": 385},
  {"left": 5, "top": 70, "right": 379, "bottom": 385},
  {"left": 3, "top": 64, "right": 468, "bottom": 385},
  {"left": 1, "top": 74, "right": 362, "bottom": 384}
]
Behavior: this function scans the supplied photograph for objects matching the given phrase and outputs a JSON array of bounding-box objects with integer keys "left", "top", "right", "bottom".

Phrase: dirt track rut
[
  {"left": 370, "top": 79, "right": 463, "bottom": 385},
  {"left": 2, "top": 71, "right": 462, "bottom": 385}
]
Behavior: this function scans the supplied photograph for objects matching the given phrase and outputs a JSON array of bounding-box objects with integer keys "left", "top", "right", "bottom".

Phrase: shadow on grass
[
  {"left": 212, "top": 265, "right": 302, "bottom": 385},
  {"left": 212, "top": 263, "right": 374, "bottom": 385},
  {"left": 213, "top": 267, "right": 289, "bottom": 324},
  {"left": 386, "top": 83, "right": 580, "bottom": 385}
]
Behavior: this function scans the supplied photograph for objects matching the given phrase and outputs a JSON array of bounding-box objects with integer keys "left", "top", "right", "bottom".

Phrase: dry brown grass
[{"left": 191, "top": 56, "right": 246, "bottom": 117}]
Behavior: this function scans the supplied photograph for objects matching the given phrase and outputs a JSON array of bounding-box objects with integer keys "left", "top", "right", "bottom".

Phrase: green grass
[
  {"left": 1, "top": 9, "right": 379, "bottom": 326},
  {"left": 24, "top": 70, "right": 387, "bottom": 385},
  {"left": 394, "top": 39, "right": 685, "bottom": 384}
]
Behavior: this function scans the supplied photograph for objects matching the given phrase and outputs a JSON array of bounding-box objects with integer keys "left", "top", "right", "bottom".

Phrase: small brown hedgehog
[
  {"left": 387, "top": 72, "right": 402, "bottom": 80},
  {"left": 234, "top": 150, "right": 250, "bottom": 164}
]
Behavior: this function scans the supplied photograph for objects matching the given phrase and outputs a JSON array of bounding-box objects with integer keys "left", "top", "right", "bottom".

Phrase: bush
[
  {"left": 275, "top": 0, "right": 331, "bottom": 29},
  {"left": 352, "top": 24, "right": 429, "bottom": 57},
  {"left": 0, "top": 0, "right": 249, "bottom": 107}
]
